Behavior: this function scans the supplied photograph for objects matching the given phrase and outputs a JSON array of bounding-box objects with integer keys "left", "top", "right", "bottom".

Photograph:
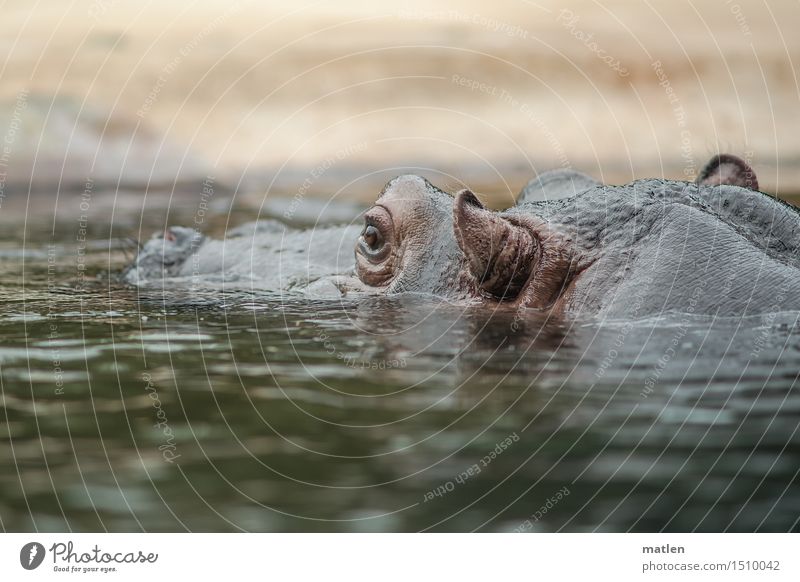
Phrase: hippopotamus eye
[
  {"left": 356, "top": 207, "right": 394, "bottom": 272},
  {"left": 358, "top": 218, "right": 392, "bottom": 263},
  {"left": 362, "top": 225, "right": 382, "bottom": 249}
]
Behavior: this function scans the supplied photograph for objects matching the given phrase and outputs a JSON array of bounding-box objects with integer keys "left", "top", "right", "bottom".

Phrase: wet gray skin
[
  {"left": 123, "top": 220, "right": 364, "bottom": 296},
  {"left": 354, "top": 154, "right": 800, "bottom": 317},
  {"left": 122, "top": 226, "right": 205, "bottom": 285},
  {"left": 125, "top": 154, "right": 800, "bottom": 317},
  {"left": 517, "top": 168, "right": 601, "bottom": 203}
]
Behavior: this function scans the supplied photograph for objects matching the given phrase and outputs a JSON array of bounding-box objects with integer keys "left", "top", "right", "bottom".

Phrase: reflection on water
[{"left": 0, "top": 195, "right": 798, "bottom": 532}]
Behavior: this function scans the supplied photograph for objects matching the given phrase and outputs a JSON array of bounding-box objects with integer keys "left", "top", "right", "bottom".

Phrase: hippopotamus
[
  {"left": 122, "top": 219, "right": 363, "bottom": 295},
  {"left": 125, "top": 154, "right": 800, "bottom": 318}
]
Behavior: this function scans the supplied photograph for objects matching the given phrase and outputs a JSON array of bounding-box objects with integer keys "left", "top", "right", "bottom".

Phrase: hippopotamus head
[
  {"left": 355, "top": 154, "right": 767, "bottom": 314},
  {"left": 354, "top": 175, "right": 573, "bottom": 306},
  {"left": 122, "top": 226, "right": 206, "bottom": 284}
]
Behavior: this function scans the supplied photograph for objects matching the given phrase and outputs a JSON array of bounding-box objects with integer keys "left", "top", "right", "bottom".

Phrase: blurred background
[
  {"left": 1, "top": 0, "right": 798, "bottom": 209},
  {"left": 3, "top": 1, "right": 800, "bottom": 534}
]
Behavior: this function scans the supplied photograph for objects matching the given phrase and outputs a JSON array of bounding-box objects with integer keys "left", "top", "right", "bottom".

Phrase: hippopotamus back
[{"left": 508, "top": 179, "right": 800, "bottom": 317}]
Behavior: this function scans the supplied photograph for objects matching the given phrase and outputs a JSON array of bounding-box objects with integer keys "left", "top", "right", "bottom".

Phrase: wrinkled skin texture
[
  {"left": 521, "top": 179, "right": 800, "bottom": 317},
  {"left": 355, "top": 176, "right": 474, "bottom": 299},
  {"left": 125, "top": 154, "right": 800, "bottom": 318},
  {"left": 354, "top": 155, "right": 800, "bottom": 317}
]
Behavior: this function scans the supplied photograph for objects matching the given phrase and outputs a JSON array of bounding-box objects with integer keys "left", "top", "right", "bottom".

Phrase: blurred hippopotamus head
[{"left": 123, "top": 226, "right": 206, "bottom": 285}]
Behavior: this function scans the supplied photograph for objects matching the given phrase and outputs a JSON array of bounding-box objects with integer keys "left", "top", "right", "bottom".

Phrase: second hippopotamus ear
[
  {"left": 696, "top": 154, "right": 759, "bottom": 190},
  {"left": 453, "top": 189, "right": 536, "bottom": 299}
]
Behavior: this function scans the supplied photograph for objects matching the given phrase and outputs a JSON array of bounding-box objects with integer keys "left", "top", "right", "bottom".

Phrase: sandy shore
[{"left": 0, "top": 0, "right": 798, "bottom": 206}]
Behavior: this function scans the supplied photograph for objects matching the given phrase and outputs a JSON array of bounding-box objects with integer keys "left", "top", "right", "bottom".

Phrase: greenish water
[{"left": 1, "top": 192, "right": 799, "bottom": 532}]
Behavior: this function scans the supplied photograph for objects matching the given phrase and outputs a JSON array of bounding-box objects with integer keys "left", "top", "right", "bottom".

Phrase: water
[{"left": 1, "top": 192, "right": 799, "bottom": 532}]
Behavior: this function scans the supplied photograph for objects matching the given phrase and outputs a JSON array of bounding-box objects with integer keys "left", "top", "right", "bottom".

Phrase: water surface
[{"left": 1, "top": 192, "right": 798, "bottom": 532}]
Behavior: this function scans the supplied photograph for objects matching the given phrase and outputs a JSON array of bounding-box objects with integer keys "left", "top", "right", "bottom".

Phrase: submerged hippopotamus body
[
  {"left": 126, "top": 154, "right": 800, "bottom": 318},
  {"left": 123, "top": 220, "right": 362, "bottom": 295}
]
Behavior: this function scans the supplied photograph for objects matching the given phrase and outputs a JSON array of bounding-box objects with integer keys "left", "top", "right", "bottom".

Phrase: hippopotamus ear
[
  {"left": 453, "top": 189, "right": 536, "bottom": 298},
  {"left": 696, "top": 154, "right": 759, "bottom": 190}
]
